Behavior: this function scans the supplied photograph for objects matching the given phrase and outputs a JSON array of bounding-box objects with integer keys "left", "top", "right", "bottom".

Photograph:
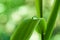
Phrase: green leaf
[
  {"left": 37, "top": 18, "right": 46, "bottom": 34},
  {"left": 44, "top": 0, "right": 60, "bottom": 40},
  {"left": 10, "top": 18, "right": 39, "bottom": 40},
  {"left": 36, "top": 18, "right": 47, "bottom": 40}
]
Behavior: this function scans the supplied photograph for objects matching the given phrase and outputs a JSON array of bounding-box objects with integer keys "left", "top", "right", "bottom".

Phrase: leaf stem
[
  {"left": 35, "top": 0, "right": 43, "bottom": 18},
  {"left": 39, "top": 0, "right": 44, "bottom": 40},
  {"left": 40, "top": 0, "right": 43, "bottom": 18}
]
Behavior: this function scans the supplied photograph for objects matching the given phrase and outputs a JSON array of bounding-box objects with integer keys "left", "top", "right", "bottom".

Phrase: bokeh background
[{"left": 0, "top": 0, "right": 60, "bottom": 40}]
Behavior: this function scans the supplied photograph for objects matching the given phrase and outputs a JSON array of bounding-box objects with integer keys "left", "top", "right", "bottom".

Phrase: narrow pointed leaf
[
  {"left": 10, "top": 18, "right": 39, "bottom": 40},
  {"left": 38, "top": 18, "right": 46, "bottom": 33},
  {"left": 45, "top": 0, "right": 60, "bottom": 40},
  {"left": 36, "top": 18, "right": 46, "bottom": 40}
]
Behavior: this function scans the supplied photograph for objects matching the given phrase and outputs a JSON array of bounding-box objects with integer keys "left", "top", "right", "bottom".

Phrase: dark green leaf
[
  {"left": 37, "top": 18, "right": 46, "bottom": 34},
  {"left": 44, "top": 0, "right": 60, "bottom": 40}
]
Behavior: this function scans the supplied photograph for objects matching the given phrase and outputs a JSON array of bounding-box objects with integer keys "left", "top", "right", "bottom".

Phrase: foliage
[{"left": 0, "top": 0, "right": 60, "bottom": 40}]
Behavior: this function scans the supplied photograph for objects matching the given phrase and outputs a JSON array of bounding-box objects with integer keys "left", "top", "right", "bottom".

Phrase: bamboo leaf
[
  {"left": 44, "top": 0, "right": 60, "bottom": 40},
  {"left": 36, "top": 18, "right": 46, "bottom": 40},
  {"left": 10, "top": 18, "right": 39, "bottom": 40},
  {"left": 37, "top": 18, "right": 46, "bottom": 34}
]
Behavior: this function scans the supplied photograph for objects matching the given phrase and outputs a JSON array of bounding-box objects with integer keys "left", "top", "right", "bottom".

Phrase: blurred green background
[{"left": 0, "top": 0, "right": 60, "bottom": 40}]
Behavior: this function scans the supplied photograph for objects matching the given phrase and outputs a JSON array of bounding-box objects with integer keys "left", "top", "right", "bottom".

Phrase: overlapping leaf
[{"left": 10, "top": 18, "right": 39, "bottom": 40}]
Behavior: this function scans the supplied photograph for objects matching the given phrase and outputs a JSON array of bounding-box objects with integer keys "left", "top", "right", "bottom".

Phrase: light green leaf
[{"left": 10, "top": 18, "right": 39, "bottom": 40}]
